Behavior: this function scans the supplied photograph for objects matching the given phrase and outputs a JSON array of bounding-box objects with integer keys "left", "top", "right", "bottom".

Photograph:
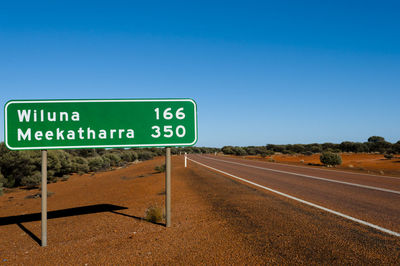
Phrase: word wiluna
[
  {"left": 16, "top": 109, "right": 135, "bottom": 142},
  {"left": 18, "top": 109, "right": 80, "bottom": 122}
]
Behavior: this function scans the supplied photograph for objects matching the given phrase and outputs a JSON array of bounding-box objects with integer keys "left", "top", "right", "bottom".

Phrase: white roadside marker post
[
  {"left": 184, "top": 152, "right": 187, "bottom": 168},
  {"left": 41, "top": 150, "right": 47, "bottom": 247},
  {"left": 165, "top": 148, "right": 171, "bottom": 227}
]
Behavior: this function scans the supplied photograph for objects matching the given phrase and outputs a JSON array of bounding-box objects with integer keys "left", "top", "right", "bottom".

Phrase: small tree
[{"left": 320, "top": 151, "right": 342, "bottom": 167}]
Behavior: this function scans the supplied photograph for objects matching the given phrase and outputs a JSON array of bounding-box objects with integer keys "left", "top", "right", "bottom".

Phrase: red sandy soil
[
  {"left": 237, "top": 153, "right": 400, "bottom": 177},
  {"left": 0, "top": 156, "right": 399, "bottom": 264}
]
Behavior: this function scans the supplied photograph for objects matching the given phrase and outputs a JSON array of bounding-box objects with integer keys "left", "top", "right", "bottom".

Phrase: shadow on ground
[
  {"left": 0, "top": 204, "right": 167, "bottom": 245},
  {"left": 0, "top": 204, "right": 127, "bottom": 226},
  {"left": 0, "top": 204, "right": 130, "bottom": 245}
]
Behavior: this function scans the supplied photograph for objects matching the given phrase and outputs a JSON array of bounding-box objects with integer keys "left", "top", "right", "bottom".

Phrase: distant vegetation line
[
  {"left": 221, "top": 136, "right": 400, "bottom": 157},
  {"left": 0, "top": 136, "right": 398, "bottom": 192}
]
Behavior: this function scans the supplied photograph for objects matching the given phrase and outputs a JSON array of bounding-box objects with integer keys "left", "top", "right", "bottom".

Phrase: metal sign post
[
  {"left": 41, "top": 150, "right": 47, "bottom": 247},
  {"left": 165, "top": 148, "right": 171, "bottom": 227}
]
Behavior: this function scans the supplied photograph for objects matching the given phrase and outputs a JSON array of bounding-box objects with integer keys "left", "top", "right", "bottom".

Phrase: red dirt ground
[
  {"left": 237, "top": 153, "right": 400, "bottom": 177},
  {"left": 1, "top": 156, "right": 399, "bottom": 264}
]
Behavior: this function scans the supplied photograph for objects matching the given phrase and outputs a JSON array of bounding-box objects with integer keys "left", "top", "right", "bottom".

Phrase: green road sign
[{"left": 5, "top": 99, "right": 197, "bottom": 150}]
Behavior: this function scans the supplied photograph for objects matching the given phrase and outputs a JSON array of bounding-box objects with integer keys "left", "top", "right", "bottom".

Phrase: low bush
[
  {"left": 221, "top": 146, "right": 234, "bottom": 155},
  {"left": 233, "top": 147, "right": 247, "bottom": 156},
  {"left": 154, "top": 164, "right": 166, "bottom": 173},
  {"left": 120, "top": 150, "right": 138, "bottom": 162},
  {"left": 145, "top": 205, "right": 164, "bottom": 223},
  {"left": 282, "top": 150, "right": 296, "bottom": 155},
  {"left": 384, "top": 153, "right": 394, "bottom": 160},
  {"left": 0, "top": 173, "right": 7, "bottom": 188},
  {"left": 20, "top": 171, "right": 42, "bottom": 188},
  {"left": 320, "top": 152, "right": 342, "bottom": 167},
  {"left": 137, "top": 150, "right": 154, "bottom": 161},
  {"left": 47, "top": 170, "right": 58, "bottom": 183},
  {"left": 88, "top": 156, "right": 104, "bottom": 172},
  {"left": 0, "top": 146, "right": 40, "bottom": 187},
  {"left": 100, "top": 155, "right": 111, "bottom": 169},
  {"left": 260, "top": 150, "right": 274, "bottom": 158},
  {"left": 103, "top": 153, "right": 122, "bottom": 167},
  {"left": 71, "top": 156, "right": 90, "bottom": 173},
  {"left": 61, "top": 175, "right": 70, "bottom": 182}
]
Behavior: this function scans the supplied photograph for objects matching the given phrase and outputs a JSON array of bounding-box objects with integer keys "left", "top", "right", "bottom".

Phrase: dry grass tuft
[
  {"left": 154, "top": 164, "right": 166, "bottom": 173},
  {"left": 145, "top": 205, "right": 164, "bottom": 223}
]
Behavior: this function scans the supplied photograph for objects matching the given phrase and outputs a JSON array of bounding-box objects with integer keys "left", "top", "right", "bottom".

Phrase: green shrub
[
  {"left": 260, "top": 150, "right": 274, "bottom": 158},
  {"left": 20, "top": 171, "right": 42, "bottom": 188},
  {"left": 88, "top": 156, "right": 104, "bottom": 172},
  {"left": 384, "top": 154, "right": 394, "bottom": 160},
  {"left": 145, "top": 205, "right": 164, "bottom": 223},
  {"left": 0, "top": 183, "right": 3, "bottom": 196},
  {"left": 0, "top": 145, "right": 40, "bottom": 187},
  {"left": 100, "top": 155, "right": 111, "bottom": 169},
  {"left": 71, "top": 156, "right": 89, "bottom": 173},
  {"left": 103, "top": 153, "right": 122, "bottom": 167},
  {"left": 0, "top": 172, "right": 7, "bottom": 188},
  {"left": 282, "top": 150, "right": 295, "bottom": 155},
  {"left": 46, "top": 170, "right": 58, "bottom": 183},
  {"left": 310, "top": 145, "right": 322, "bottom": 153},
  {"left": 245, "top": 147, "right": 257, "bottom": 155},
  {"left": 221, "top": 146, "right": 234, "bottom": 155},
  {"left": 154, "top": 164, "right": 166, "bottom": 173},
  {"left": 120, "top": 151, "right": 138, "bottom": 162},
  {"left": 136, "top": 150, "right": 154, "bottom": 160},
  {"left": 320, "top": 152, "right": 342, "bottom": 167},
  {"left": 3, "top": 176, "right": 15, "bottom": 188},
  {"left": 47, "top": 151, "right": 62, "bottom": 176},
  {"left": 233, "top": 147, "right": 247, "bottom": 156},
  {"left": 56, "top": 150, "right": 73, "bottom": 176}
]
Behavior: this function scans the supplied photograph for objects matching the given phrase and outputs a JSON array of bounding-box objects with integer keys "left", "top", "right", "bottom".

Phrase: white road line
[
  {"left": 198, "top": 156, "right": 400, "bottom": 195},
  {"left": 187, "top": 157, "right": 400, "bottom": 238}
]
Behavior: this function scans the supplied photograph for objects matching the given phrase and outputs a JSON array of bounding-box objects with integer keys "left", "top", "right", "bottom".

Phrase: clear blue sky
[{"left": 1, "top": 1, "right": 399, "bottom": 147}]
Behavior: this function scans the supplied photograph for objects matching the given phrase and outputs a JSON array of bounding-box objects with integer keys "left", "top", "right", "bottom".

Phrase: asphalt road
[{"left": 187, "top": 154, "right": 400, "bottom": 237}]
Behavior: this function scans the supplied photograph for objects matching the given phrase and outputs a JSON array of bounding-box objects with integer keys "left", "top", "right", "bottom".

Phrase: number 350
[{"left": 151, "top": 125, "right": 186, "bottom": 138}]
